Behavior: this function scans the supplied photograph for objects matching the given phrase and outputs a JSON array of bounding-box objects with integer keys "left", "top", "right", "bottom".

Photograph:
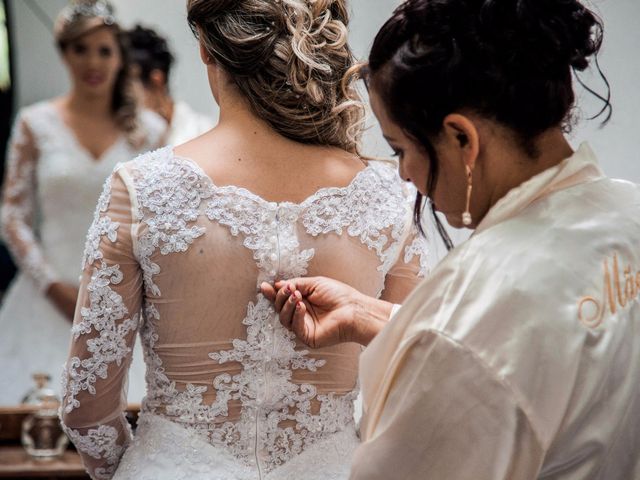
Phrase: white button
[
  {"left": 269, "top": 236, "right": 278, "bottom": 244},
  {"left": 270, "top": 253, "right": 278, "bottom": 262}
]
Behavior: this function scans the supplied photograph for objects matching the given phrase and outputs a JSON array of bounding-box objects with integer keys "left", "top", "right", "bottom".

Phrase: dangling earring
[{"left": 462, "top": 165, "right": 473, "bottom": 226}]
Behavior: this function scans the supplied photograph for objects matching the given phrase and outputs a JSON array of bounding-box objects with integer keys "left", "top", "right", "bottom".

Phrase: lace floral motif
[
  {"left": 62, "top": 423, "right": 128, "bottom": 480},
  {"left": 302, "top": 165, "right": 408, "bottom": 273},
  {"left": 82, "top": 176, "right": 120, "bottom": 269},
  {"left": 404, "top": 228, "right": 431, "bottom": 278},
  {"left": 0, "top": 113, "right": 58, "bottom": 291},
  {"left": 205, "top": 192, "right": 315, "bottom": 283},
  {"left": 204, "top": 296, "right": 358, "bottom": 471},
  {"left": 127, "top": 149, "right": 214, "bottom": 296},
  {"left": 63, "top": 263, "right": 140, "bottom": 414}
]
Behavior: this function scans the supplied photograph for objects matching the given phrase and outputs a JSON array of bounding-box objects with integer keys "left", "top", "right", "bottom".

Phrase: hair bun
[
  {"left": 188, "top": 0, "right": 364, "bottom": 153},
  {"left": 508, "top": 0, "right": 603, "bottom": 73}
]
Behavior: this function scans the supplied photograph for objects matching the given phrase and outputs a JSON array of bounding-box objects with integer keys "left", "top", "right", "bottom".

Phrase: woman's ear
[
  {"left": 199, "top": 41, "right": 213, "bottom": 66},
  {"left": 442, "top": 113, "right": 480, "bottom": 171},
  {"left": 149, "top": 69, "right": 167, "bottom": 90}
]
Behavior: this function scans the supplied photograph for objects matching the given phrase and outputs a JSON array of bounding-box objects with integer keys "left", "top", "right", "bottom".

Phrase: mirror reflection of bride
[{"left": 0, "top": 0, "right": 165, "bottom": 405}]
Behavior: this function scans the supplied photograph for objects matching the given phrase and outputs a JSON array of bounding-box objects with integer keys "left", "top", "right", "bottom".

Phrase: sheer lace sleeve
[
  {"left": 60, "top": 167, "right": 142, "bottom": 480},
  {"left": 0, "top": 114, "right": 58, "bottom": 292},
  {"left": 380, "top": 219, "right": 431, "bottom": 305}
]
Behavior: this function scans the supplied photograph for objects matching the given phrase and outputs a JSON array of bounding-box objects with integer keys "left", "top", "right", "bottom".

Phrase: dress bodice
[{"left": 60, "top": 147, "right": 430, "bottom": 479}]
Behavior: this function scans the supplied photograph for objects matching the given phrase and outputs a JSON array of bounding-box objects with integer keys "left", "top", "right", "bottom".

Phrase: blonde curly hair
[{"left": 187, "top": 0, "right": 365, "bottom": 154}]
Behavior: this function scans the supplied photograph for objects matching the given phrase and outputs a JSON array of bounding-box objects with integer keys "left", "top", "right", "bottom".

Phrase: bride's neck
[{"left": 216, "top": 86, "right": 292, "bottom": 148}]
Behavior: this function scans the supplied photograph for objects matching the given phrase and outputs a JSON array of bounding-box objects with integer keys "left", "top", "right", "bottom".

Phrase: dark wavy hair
[
  {"left": 364, "top": 0, "right": 611, "bottom": 246},
  {"left": 127, "top": 25, "right": 175, "bottom": 89}
]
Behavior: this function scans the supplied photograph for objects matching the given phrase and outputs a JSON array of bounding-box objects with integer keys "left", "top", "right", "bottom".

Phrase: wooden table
[
  {"left": 0, "top": 405, "right": 139, "bottom": 479},
  {"left": 0, "top": 447, "right": 88, "bottom": 479}
]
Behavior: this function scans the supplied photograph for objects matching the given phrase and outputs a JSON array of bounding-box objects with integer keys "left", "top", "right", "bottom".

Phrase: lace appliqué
[
  {"left": 82, "top": 175, "right": 120, "bottom": 269},
  {"left": 204, "top": 296, "right": 356, "bottom": 471},
  {"left": 62, "top": 263, "right": 140, "bottom": 414},
  {"left": 302, "top": 165, "right": 407, "bottom": 273},
  {"left": 205, "top": 192, "right": 314, "bottom": 283},
  {"left": 62, "top": 423, "right": 128, "bottom": 480},
  {"left": 128, "top": 149, "right": 214, "bottom": 296},
  {"left": 0, "top": 115, "right": 58, "bottom": 291},
  {"left": 404, "top": 229, "right": 431, "bottom": 277}
]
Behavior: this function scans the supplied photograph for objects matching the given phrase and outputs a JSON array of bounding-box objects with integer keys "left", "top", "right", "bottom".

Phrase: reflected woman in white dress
[
  {"left": 127, "top": 24, "right": 215, "bottom": 146},
  {"left": 0, "top": 0, "right": 165, "bottom": 405},
  {"left": 59, "top": 0, "right": 429, "bottom": 479}
]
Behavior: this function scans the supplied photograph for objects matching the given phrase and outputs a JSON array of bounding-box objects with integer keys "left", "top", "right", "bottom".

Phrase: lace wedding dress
[
  {"left": 0, "top": 101, "right": 165, "bottom": 405},
  {"left": 60, "top": 147, "right": 430, "bottom": 480}
]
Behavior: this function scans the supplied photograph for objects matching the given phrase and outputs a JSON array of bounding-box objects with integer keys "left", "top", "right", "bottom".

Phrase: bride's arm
[
  {"left": 0, "top": 114, "right": 59, "bottom": 292},
  {"left": 379, "top": 222, "right": 430, "bottom": 305},
  {"left": 60, "top": 168, "right": 142, "bottom": 480}
]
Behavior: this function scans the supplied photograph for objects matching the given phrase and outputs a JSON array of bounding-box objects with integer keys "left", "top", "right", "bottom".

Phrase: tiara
[{"left": 61, "top": 1, "right": 116, "bottom": 25}]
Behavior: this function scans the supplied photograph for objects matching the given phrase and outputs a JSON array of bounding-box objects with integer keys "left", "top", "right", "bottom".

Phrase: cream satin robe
[{"left": 352, "top": 144, "right": 640, "bottom": 480}]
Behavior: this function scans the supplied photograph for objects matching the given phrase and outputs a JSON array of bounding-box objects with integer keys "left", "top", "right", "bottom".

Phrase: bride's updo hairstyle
[
  {"left": 187, "top": 0, "right": 365, "bottom": 154},
  {"left": 362, "top": 0, "right": 610, "bottom": 239}
]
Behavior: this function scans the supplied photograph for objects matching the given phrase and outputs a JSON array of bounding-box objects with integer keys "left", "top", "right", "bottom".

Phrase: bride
[
  {"left": 0, "top": 0, "right": 165, "bottom": 405},
  {"left": 59, "top": 1, "right": 429, "bottom": 479}
]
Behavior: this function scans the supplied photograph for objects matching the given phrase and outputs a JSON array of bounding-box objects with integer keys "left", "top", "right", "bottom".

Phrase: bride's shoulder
[
  {"left": 364, "top": 158, "right": 414, "bottom": 201},
  {"left": 113, "top": 147, "right": 211, "bottom": 215},
  {"left": 117, "top": 146, "right": 198, "bottom": 181}
]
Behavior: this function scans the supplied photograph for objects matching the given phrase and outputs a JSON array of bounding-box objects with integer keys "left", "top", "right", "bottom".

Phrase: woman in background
[
  {"left": 127, "top": 24, "right": 215, "bottom": 145},
  {"left": 0, "top": 0, "right": 165, "bottom": 405}
]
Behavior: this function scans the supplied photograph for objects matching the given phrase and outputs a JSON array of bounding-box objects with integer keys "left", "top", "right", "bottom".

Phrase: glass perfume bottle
[{"left": 21, "top": 373, "right": 68, "bottom": 460}]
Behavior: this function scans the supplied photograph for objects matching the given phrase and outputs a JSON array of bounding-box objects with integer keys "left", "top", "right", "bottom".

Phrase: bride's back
[{"left": 60, "top": 1, "right": 430, "bottom": 478}]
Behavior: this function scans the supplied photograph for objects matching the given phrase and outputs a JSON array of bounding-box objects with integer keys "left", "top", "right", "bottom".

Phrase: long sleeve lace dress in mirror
[
  {"left": 60, "top": 148, "right": 430, "bottom": 480},
  {"left": 0, "top": 102, "right": 165, "bottom": 404}
]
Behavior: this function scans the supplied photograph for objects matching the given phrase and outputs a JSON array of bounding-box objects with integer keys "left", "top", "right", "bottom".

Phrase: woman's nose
[
  {"left": 86, "top": 52, "right": 102, "bottom": 69},
  {"left": 398, "top": 163, "right": 410, "bottom": 184}
]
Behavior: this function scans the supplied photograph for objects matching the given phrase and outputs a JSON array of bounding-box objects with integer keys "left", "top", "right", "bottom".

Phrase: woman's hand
[
  {"left": 46, "top": 282, "right": 79, "bottom": 322},
  {"left": 260, "top": 277, "right": 393, "bottom": 348}
]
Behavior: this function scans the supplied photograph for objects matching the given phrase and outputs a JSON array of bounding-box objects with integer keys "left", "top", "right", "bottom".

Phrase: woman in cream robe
[
  {"left": 262, "top": 0, "right": 640, "bottom": 478},
  {"left": 350, "top": 143, "right": 640, "bottom": 479}
]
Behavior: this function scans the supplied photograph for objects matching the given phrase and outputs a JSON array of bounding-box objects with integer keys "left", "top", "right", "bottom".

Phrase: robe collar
[{"left": 475, "top": 143, "right": 604, "bottom": 235}]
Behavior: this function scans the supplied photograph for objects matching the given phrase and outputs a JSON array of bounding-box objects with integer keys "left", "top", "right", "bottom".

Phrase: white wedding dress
[
  {"left": 0, "top": 101, "right": 165, "bottom": 405},
  {"left": 59, "top": 147, "right": 430, "bottom": 479}
]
